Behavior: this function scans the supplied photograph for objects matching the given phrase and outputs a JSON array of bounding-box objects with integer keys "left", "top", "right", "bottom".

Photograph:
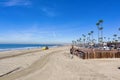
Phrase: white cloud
[
  {"left": 41, "top": 7, "right": 56, "bottom": 17},
  {"left": 2, "top": 0, "right": 31, "bottom": 7}
]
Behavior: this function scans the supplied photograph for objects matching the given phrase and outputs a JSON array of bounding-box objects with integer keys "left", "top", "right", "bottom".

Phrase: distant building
[{"left": 107, "top": 42, "right": 120, "bottom": 49}]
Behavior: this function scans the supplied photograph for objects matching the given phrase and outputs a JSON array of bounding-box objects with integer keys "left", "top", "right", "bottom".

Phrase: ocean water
[{"left": 0, "top": 44, "right": 60, "bottom": 52}]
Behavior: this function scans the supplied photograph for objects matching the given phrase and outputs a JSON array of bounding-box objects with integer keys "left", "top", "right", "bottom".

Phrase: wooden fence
[{"left": 70, "top": 47, "right": 120, "bottom": 59}]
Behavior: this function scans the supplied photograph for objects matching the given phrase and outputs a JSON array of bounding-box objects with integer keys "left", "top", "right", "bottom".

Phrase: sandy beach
[{"left": 0, "top": 46, "right": 120, "bottom": 80}]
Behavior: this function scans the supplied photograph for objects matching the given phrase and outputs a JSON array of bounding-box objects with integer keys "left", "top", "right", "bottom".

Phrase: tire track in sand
[
  {"left": 0, "top": 49, "right": 63, "bottom": 80},
  {"left": 0, "top": 50, "right": 42, "bottom": 60}
]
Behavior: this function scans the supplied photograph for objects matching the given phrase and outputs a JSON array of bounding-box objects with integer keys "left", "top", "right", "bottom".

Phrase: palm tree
[
  {"left": 90, "top": 31, "right": 94, "bottom": 42},
  {"left": 113, "top": 38, "right": 115, "bottom": 42},
  {"left": 113, "top": 34, "right": 118, "bottom": 49},
  {"left": 118, "top": 28, "right": 120, "bottom": 31},
  {"left": 113, "top": 34, "right": 117, "bottom": 42},
  {"left": 99, "top": 27, "right": 103, "bottom": 43},
  {"left": 72, "top": 40, "right": 77, "bottom": 45},
  {"left": 79, "top": 38, "right": 82, "bottom": 46},
  {"left": 74, "top": 41, "right": 77, "bottom": 45},
  {"left": 108, "top": 37, "right": 110, "bottom": 42},
  {"left": 82, "top": 34, "right": 86, "bottom": 47},
  {"left": 118, "top": 28, "right": 120, "bottom": 41},
  {"left": 99, "top": 20, "right": 104, "bottom": 41},
  {"left": 99, "top": 20, "right": 104, "bottom": 25},
  {"left": 77, "top": 39, "right": 79, "bottom": 46},
  {"left": 96, "top": 22, "right": 100, "bottom": 43},
  {"left": 88, "top": 32, "right": 91, "bottom": 42},
  {"left": 118, "top": 37, "right": 120, "bottom": 42},
  {"left": 96, "top": 19, "right": 104, "bottom": 44},
  {"left": 72, "top": 40, "right": 74, "bottom": 45},
  {"left": 104, "top": 37, "right": 106, "bottom": 42},
  {"left": 118, "top": 28, "right": 120, "bottom": 34}
]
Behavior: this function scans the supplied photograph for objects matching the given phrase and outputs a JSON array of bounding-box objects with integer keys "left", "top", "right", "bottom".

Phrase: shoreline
[
  {"left": 0, "top": 45, "right": 59, "bottom": 52},
  {"left": 0, "top": 47, "right": 42, "bottom": 60},
  {"left": 0, "top": 46, "right": 120, "bottom": 80},
  {"left": 0, "top": 46, "right": 61, "bottom": 60},
  {"left": 0, "top": 46, "right": 68, "bottom": 78}
]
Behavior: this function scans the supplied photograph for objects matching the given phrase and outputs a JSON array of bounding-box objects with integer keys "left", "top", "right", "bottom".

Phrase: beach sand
[{"left": 0, "top": 46, "right": 120, "bottom": 80}]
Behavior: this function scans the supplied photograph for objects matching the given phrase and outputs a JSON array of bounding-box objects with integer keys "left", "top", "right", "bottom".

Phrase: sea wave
[{"left": 0, "top": 44, "right": 61, "bottom": 52}]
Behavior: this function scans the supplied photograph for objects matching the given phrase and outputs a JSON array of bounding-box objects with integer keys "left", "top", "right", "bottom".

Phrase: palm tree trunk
[
  {"left": 98, "top": 29, "right": 99, "bottom": 43},
  {"left": 92, "top": 34, "right": 93, "bottom": 43},
  {"left": 101, "top": 30, "right": 103, "bottom": 43}
]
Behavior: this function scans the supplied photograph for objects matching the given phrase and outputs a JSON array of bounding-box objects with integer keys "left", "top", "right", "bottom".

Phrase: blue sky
[{"left": 0, "top": 0, "right": 120, "bottom": 44}]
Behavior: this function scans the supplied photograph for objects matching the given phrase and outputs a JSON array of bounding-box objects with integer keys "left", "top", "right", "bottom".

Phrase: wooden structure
[{"left": 70, "top": 46, "right": 120, "bottom": 59}]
